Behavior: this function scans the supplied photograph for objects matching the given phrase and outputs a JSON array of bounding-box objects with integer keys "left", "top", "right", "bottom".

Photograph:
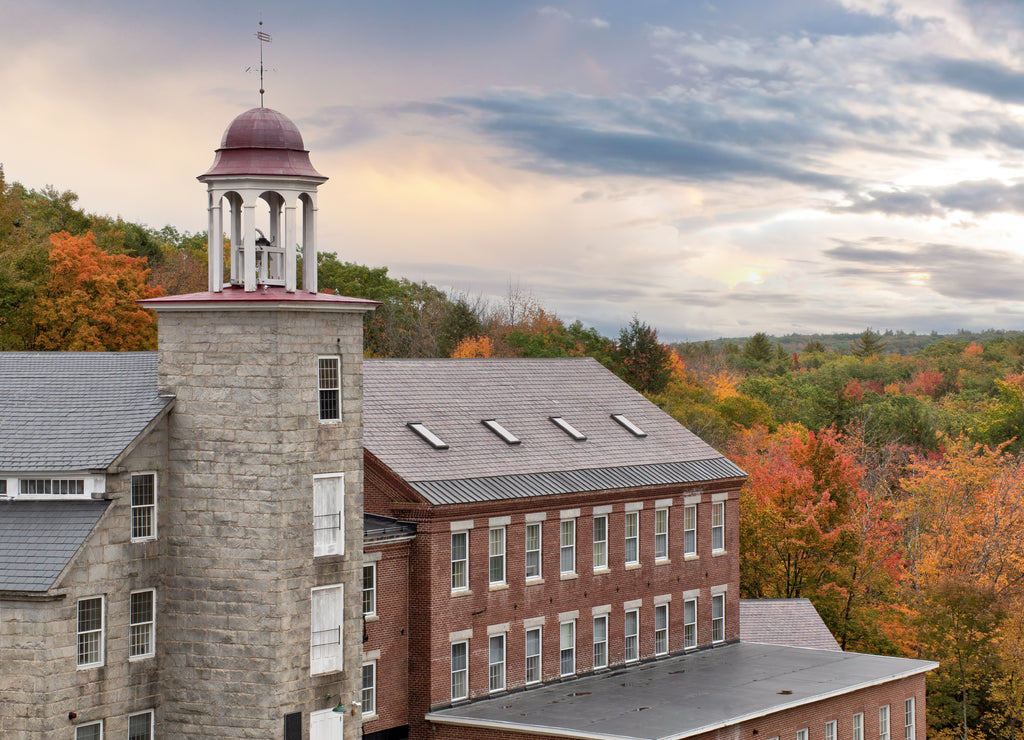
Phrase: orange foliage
[
  {"left": 709, "top": 370, "right": 742, "bottom": 400},
  {"left": 965, "top": 341, "right": 984, "bottom": 356},
  {"left": 451, "top": 335, "right": 495, "bottom": 358}
]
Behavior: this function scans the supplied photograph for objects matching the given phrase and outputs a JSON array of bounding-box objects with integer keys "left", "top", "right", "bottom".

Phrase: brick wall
[{"left": 363, "top": 538, "right": 412, "bottom": 735}]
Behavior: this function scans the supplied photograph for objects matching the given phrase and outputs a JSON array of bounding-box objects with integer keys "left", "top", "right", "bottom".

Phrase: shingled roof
[
  {"left": 740, "top": 599, "right": 842, "bottom": 651},
  {"left": 363, "top": 358, "right": 745, "bottom": 504},
  {"left": 0, "top": 352, "right": 172, "bottom": 471}
]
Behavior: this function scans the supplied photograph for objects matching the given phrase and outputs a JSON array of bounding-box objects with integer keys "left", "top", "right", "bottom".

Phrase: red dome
[{"left": 199, "top": 107, "right": 326, "bottom": 181}]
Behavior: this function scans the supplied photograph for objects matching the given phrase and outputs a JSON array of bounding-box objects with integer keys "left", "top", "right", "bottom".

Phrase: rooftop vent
[
  {"left": 408, "top": 422, "right": 449, "bottom": 449},
  {"left": 611, "top": 414, "right": 647, "bottom": 437},
  {"left": 550, "top": 416, "right": 586, "bottom": 441},
  {"left": 482, "top": 419, "right": 520, "bottom": 445}
]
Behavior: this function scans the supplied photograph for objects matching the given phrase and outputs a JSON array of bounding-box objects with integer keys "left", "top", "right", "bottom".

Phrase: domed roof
[{"left": 199, "top": 107, "right": 326, "bottom": 181}]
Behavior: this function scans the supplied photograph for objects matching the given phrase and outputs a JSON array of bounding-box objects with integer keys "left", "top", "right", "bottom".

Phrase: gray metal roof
[
  {"left": 0, "top": 500, "right": 110, "bottom": 592},
  {"left": 741, "top": 599, "right": 842, "bottom": 651},
  {"left": 427, "top": 642, "right": 937, "bottom": 740},
  {"left": 0, "top": 352, "right": 172, "bottom": 471},
  {"left": 364, "top": 512, "right": 417, "bottom": 542},
  {"left": 364, "top": 358, "right": 745, "bottom": 504}
]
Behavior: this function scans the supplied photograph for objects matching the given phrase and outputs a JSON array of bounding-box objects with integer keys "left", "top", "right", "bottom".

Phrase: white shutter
[
  {"left": 310, "top": 707, "right": 344, "bottom": 740},
  {"left": 314, "top": 474, "right": 344, "bottom": 557},
  {"left": 311, "top": 584, "right": 344, "bottom": 675}
]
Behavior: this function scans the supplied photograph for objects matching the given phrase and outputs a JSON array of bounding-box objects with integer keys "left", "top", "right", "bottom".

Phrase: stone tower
[{"left": 143, "top": 107, "right": 376, "bottom": 739}]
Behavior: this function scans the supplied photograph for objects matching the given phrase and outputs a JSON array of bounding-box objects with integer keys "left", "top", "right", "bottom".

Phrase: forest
[{"left": 5, "top": 168, "right": 1024, "bottom": 739}]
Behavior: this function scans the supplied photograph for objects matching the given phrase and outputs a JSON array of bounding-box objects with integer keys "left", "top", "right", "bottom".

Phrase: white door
[{"left": 310, "top": 708, "right": 343, "bottom": 740}]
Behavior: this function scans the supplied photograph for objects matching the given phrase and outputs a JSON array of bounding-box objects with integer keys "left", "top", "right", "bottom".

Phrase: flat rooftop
[{"left": 427, "top": 642, "right": 936, "bottom": 740}]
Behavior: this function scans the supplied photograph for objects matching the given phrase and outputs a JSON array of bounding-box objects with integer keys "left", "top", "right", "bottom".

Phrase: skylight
[
  {"left": 611, "top": 414, "right": 647, "bottom": 437},
  {"left": 482, "top": 419, "right": 521, "bottom": 445},
  {"left": 550, "top": 416, "right": 586, "bottom": 441},
  {"left": 407, "top": 422, "right": 449, "bottom": 449}
]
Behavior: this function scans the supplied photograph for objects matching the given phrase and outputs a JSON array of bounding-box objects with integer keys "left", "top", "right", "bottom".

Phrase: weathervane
[{"left": 247, "top": 18, "right": 273, "bottom": 107}]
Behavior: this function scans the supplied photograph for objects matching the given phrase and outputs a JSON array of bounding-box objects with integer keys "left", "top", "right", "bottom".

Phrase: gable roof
[
  {"left": 741, "top": 598, "right": 842, "bottom": 651},
  {"left": 0, "top": 352, "right": 172, "bottom": 471},
  {"left": 0, "top": 500, "right": 110, "bottom": 592},
  {"left": 363, "top": 358, "right": 745, "bottom": 504}
]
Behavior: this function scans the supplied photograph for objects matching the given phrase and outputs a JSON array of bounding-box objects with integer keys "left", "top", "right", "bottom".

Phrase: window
[
  {"left": 624, "top": 511, "right": 639, "bottom": 565},
  {"left": 76, "top": 722, "right": 103, "bottom": 740},
  {"left": 129, "top": 589, "right": 155, "bottom": 660},
  {"left": 593, "top": 515, "right": 607, "bottom": 570},
  {"left": 825, "top": 720, "right": 837, "bottom": 740},
  {"left": 313, "top": 473, "right": 344, "bottom": 557},
  {"left": 482, "top": 419, "right": 520, "bottom": 444},
  {"left": 684, "top": 598, "right": 697, "bottom": 649},
  {"left": 77, "top": 596, "right": 104, "bottom": 668},
  {"left": 905, "top": 697, "right": 916, "bottom": 739},
  {"left": 654, "top": 508, "right": 668, "bottom": 560},
  {"left": 318, "top": 356, "right": 341, "bottom": 421},
  {"left": 853, "top": 712, "right": 864, "bottom": 740},
  {"left": 560, "top": 520, "right": 575, "bottom": 575},
  {"left": 550, "top": 416, "right": 586, "bottom": 440},
  {"left": 451, "top": 641, "right": 468, "bottom": 700},
  {"left": 20, "top": 478, "right": 85, "bottom": 496},
  {"left": 362, "top": 564, "right": 376, "bottom": 616},
  {"left": 654, "top": 604, "right": 668, "bottom": 655},
  {"left": 128, "top": 711, "right": 153, "bottom": 740},
  {"left": 362, "top": 661, "right": 377, "bottom": 716},
  {"left": 311, "top": 584, "right": 344, "bottom": 675},
  {"left": 489, "top": 633, "right": 506, "bottom": 692},
  {"left": 683, "top": 505, "right": 697, "bottom": 556},
  {"left": 712, "top": 593, "right": 725, "bottom": 643},
  {"left": 611, "top": 413, "right": 647, "bottom": 437},
  {"left": 593, "top": 615, "right": 608, "bottom": 669},
  {"left": 131, "top": 473, "right": 156, "bottom": 541},
  {"left": 625, "top": 608, "right": 639, "bottom": 662},
  {"left": 525, "top": 523, "right": 542, "bottom": 580},
  {"left": 712, "top": 501, "right": 725, "bottom": 552},
  {"left": 489, "top": 527, "right": 506, "bottom": 585},
  {"left": 408, "top": 422, "right": 448, "bottom": 449},
  {"left": 525, "top": 627, "right": 542, "bottom": 684},
  {"left": 560, "top": 620, "right": 576, "bottom": 676},
  {"left": 451, "top": 531, "right": 468, "bottom": 591},
  {"left": 796, "top": 730, "right": 808, "bottom": 740},
  {"left": 880, "top": 704, "right": 890, "bottom": 740}
]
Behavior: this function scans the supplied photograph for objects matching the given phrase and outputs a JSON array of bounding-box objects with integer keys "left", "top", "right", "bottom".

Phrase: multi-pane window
[
  {"left": 625, "top": 608, "right": 639, "bottom": 662},
  {"left": 313, "top": 473, "right": 344, "bottom": 557},
  {"left": 451, "top": 641, "right": 468, "bottom": 700},
  {"left": 880, "top": 704, "right": 890, "bottom": 740},
  {"left": 796, "top": 730, "right": 808, "bottom": 740},
  {"left": 712, "top": 593, "right": 725, "bottom": 643},
  {"left": 684, "top": 598, "right": 697, "bottom": 649},
  {"left": 129, "top": 589, "right": 155, "bottom": 660},
  {"left": 20, "top": 478, "right": 85, "bottom": 496},
  {"left": 451, "top": 531, "right": 469, "bottom": 591},
  {"left": 311, "top": 584, "right": 344, "bottom": 675},
  {"left": 712, "top": 502, "right": 725, "bottom": 552},
  {"left": 560, "top": 620, "right": 576, "bottom": 676},
  {"left": 525, "top": 627, "right": 542, "bottom": 684},
  {"left": 654, "top": 508, "right": 668, "bottom": 560},
  {"left": 128, "top": 711, "right": 153, "bottom": 740},
  {"left": 560, "top": 520, "right": 576, "bottom": 574},
  {"left": 654, "top": 604, "right": 669, "bottom": 655},
  {"left": 683, "top": 504, "right": 697, "bottom": 556},
  {"left": 825, "top": 720, "right": 837, "bottom": 740},
  {"left": 131, "top": 473, "right": 156, "bottom": 541},
  {"left": 362, "top": 564, "right": 376, "bottom": 616},
  {"left": 76, "top": 721, "right": 102, "bottom": 740},
  {"left": 853, "top": 712, "right": 864, "bottom": 740},
  {"left": 525, "top": 523, "right": 542, "bottom": 580},
  {"left": 489, "top": 527, "right": 506, "bottom": 585},
  {"left": 624, "top": 511, "right": 639, "bottom": 565},
  {"left": 593, "top": 615, "right": 608, "bottom": 669},
  {"left": 77, "top": 596, "right": 104, "bottom": 668},
  {"left": 593, "top": 515, "right": 607, "bottom": 570},
  {"left": 318, "top": 356, "right": 341, "bottom": 421},
  {"left": 362, "top": 661, "right": 377, "bottom": 715},
  {"left": 489, "top": 633, "right": 506, "bottom": 692},
  {"left": 905, "top": 697, "right": 916, "bottom": 740}
]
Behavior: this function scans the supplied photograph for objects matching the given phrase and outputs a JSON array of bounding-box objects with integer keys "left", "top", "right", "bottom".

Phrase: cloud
[
  {"left": 837, "top": 179, "right": 1024, "bottom": 217},
  {"left": 907, "top": 56, "right": 1024, "bottom": 104}
]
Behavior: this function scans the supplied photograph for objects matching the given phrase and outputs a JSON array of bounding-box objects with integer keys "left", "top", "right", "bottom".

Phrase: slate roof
[
  {"left": 0, "top": 499, "right": 110, "bottom": 592},
  {"left": 0, "top": 352, "right": 172, "bottom": 471},
  {"left": 741, "top": 599, "right": 842, "bottom": 651},
  {"left": 363, "top": 358, "right": 745, "bottom": 504},
  {"left": 427, "top": 642, "right": 937, "bottom": 740}
]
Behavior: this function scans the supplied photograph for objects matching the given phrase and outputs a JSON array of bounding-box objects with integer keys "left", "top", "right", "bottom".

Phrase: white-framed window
[
  {"left": 128, "top": 710, "right": 154, "bottom": 740},
  {"left": 451, "top": 641, "right": 469, "bottom": 700},
  {"left": 311, "top": 584, "right": 344, "bottom": 675},
  {"left": 683, "top": 504, "right": 697, "bottom": 556},
  {"left": 796, "top": 729, "right": 808, "bottom": 740},
  {"left": 712, "top": 501, "right": 725, "bottom": 552},
  {"left": 880, "top": 704, "right": 890, "bottom": 740},
  {"left": 593, "top": 614, "right": 608, "bottom": 669},
  {"left": 525, "top": 627, "right": 542, "bottom": 684},
  {"left": 654, "top": 604, "right": 668, "bottom": 655},
  {"left": 825, "top": 719, "right": 837, "bottom": 740},
  {"left": 362, "top": 563, "right": 376, "bottom": 616},
  {"left": 905, "top": 697, "right": 916, "bottom": 740},
  {"left": 853, "top": 712, "right": 864, "bottom": 740},
  {"left": 311, "top": 707, "right": 344, "bottom": 739},
  {"left": 77, "top": 596, "right": 104, "bottom": 668},
  {"left": 362, "top": 660, "right": 377, "bottom": 716},
  {"left": 20, "top": 478, "right": 85, "bottom": 496},
  {"left": 76, "top": 721, "right": 103, "bottom": 740},
  {"left": 560, "top": 520, "right": 576, "bottom": 575},
  {"left": 625, "top": 608, "right": 639, "bottom": 662},
  {"left": 624, "top": 511, "right": 639, "bottom": 565},
  {"left": 318, "top": 356, "right": 341, "bottom": 421},
  {"left": 130, "top": 472, "right": 157, "bottom": 541},
  {"left": 560, "top": 620, "right": 576, "bottom": 676},
  {"left": 489, "top": 527, "right": 506, "bottom": 585},
  {"left": 593, "top": 515, "right": 607, "bottom": 570},
  {"left": 683, "top": 598, "right": 697, "bottom": 649},
  {"left": 129, "top": 589, "right": 155, "bottom": 660},
  {"left": 313, "top": 473, "right": 344, "bottom": 557},
  {"left": 451, "top": 531, "right": 469, "bottom": 591},
  {"left": 712, "top": 593, "right": 725, "bottom": 643},
  {"left": 654, "top": 508, "right": 668, "bottom": 560},
  {"left": 525, "top": 523, "right": 542, "bottom": 580},
  {"left": 489, "top": 633, "right": 506, "bottom": 692}
]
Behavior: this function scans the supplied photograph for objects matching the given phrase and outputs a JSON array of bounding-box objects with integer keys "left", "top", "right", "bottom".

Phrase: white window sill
[
  {"left": 451, "top": 589, "right": 473, "bottom": 598},
  {"left": 489, "top": 583, "right": 509, "bottom": 592},
  {"left": 361, "top": 713, "right": 378, "bottom": 723},
  {"left": 655, "top": 558, "right": 671, "bottom": 566},
  {"left": 560, "top": 572, "right": 578, "bottom": 581},
  {"left": 128, "top": 654, "right": 154, "bottom": 663},
  {"left": 712, "top": 550, "right": 727, "bottom": 557},
  {"left": 684, "top": 553, "right": 699, "bottom": 561},
  {"left": 526, "top": 577, "right": 545, "bottom": 586},
  {"left": 625, "top": 562, "right": 641, "bottom": 571},
  {"left": 592, "top": 567, "right": 611, "bottom": 575},
  {"left": 364, "top": 614, "right": 379, "bottom": 623}
]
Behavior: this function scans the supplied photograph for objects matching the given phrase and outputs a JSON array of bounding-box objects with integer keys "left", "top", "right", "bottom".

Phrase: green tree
[
  {"left": 743, "top": 332, "right": 774, "bottom": 363},
  {"left": 851, "top": 328, "right": 887, "bottom": 358},
  {"left": 613, "top": 316, "right": 673, "bottom": 394}
]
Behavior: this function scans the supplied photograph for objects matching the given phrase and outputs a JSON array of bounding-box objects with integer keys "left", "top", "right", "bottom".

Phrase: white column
[
  {"left": 303, "top": 197, "right": 318, "bottom": 294},
  {"left": 208, "top": 193, "right": 223, "bottom": 292},
  {"left": 285, "top": 201, "right": 297, "bottom": 292},
  {"left": 243, "top": 201, "right": 257, "bottom": 291},
  {"left": 230, "top": 197, "right": 242, "bottom": 285}
]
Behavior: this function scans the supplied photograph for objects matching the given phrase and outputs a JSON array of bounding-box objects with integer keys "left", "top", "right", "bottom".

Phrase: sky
[{"left": 6, "top": 0, "right": 1024, "bottom": 342}]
